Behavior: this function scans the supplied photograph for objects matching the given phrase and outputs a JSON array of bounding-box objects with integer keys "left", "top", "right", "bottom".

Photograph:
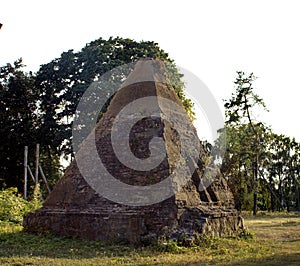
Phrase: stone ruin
[{"left": 24, "top": 59, "right": 244, "bottom": 244}]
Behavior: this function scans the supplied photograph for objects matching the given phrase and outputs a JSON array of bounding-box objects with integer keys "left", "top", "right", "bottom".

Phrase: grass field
[{"left": 0, "top": 213, "right": 299, "bottom": 265}]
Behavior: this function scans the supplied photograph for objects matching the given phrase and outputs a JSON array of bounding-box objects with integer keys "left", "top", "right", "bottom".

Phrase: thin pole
[
  {"left": 24, "top": 146, "right": 28, "bottom": 200},
  {"left": 27, "top": 166, "right": 35, "bottom": 182},
  {"left": 35, "top": 144, "right": 40, "bottom": 188},
  {"left": 39, "top": 164, "right": 51, "bottom": 193}
]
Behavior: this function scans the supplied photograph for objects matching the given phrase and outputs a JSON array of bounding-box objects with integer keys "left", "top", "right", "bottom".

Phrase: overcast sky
[{"left": 1, "top": 0, "right": 300, "bottom": 142}]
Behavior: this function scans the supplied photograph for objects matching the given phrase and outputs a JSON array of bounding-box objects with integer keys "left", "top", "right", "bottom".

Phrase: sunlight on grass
[{"left": 0, "top": 215, "right": 299, "bottom": 265}]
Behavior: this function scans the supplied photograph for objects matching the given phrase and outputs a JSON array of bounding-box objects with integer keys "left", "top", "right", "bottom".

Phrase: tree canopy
[
  {"left": 0, "top": 37, "right": 194, "bottom": 191},
  {"left": 215, "top": 71, "right": 300, "bottom": 213},
  {"left": 36, "top": 37, "right": 194, "bottom": 157},
  {"left": 1, "top": 38, "right": 299, "bottom": 212}
]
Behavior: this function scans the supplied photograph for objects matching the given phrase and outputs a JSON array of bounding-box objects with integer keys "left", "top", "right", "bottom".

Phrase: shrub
[
  {"left": 0, "top": 187, "right": 42, "bottom": 224},
  {"left": 237, "top": 228, "right": 255, "bottom": 239},
  {"left": 155, "top": 239, "right": 186, "bottom": 253}
]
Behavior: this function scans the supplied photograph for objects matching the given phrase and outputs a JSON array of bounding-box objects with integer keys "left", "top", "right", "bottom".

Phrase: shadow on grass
[
  {"left": 0, "top": 227, "right": 142, "bottom": 259},
  {"left": 1, "top": 223, "right": 299, "bottom": 265}
]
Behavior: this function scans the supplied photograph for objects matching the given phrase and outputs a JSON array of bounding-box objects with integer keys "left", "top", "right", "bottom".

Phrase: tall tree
[
  {"left": 0, "top": 59, "right": 62, "bottom": 193},
  {"left": 216, "top": 123, "right": 271, "bottom": 211},
  {"left": 267, "top": 134, "right": 300, "bottom": 212},
  {"left": 223, "top": 71, "right": 268, "bottom": 215},
  {"left": 0, "top": 60, "right": 39, "bottom": 189}
]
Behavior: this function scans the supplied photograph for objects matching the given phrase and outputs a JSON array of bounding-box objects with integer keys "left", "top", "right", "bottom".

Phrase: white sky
[{"left": 1, "top": 0, "right": 300, "bottom": 142}]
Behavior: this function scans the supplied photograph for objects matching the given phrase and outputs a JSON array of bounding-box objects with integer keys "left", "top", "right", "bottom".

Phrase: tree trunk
[
  {"left": 253, "top": 192, "right": 257, "bottom": 215},
  {"left": 252, "top": 153, "right": 258, "bottom": 216},
  {"left": 277, "top": 168, "right": 283, "bottom": 212},
  {"left": 296, "top": 185, "right": 300, "bottom": 212},
  {"left": 269, "top": 175, "right": 275, "bottom": 212}
]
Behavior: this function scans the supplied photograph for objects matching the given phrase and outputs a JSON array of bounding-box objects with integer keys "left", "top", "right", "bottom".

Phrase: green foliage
[
  {"left": 156, "top": 234, "right": 223, "bottom": 250},
  {"left": 36, "top": 37, "right": 194, "bottom": 157},
  {"left": 0, "top": 60, "right": 62, "bottom": 191},
  {"left": 192, "top": 234, "right": 218, "bottom": 248},
  {"left": 0, "top": 37, "right": 194, "bottom": 191},
  {"left": 238, "top": 228, "right": 255, "bottom": 240},
  {"left": 219, "top": 71, "right": 270, "bottom": 214},
  {"left": 0, "top": 216, "right": 299, "bottom": 265},
  {"left": 0, "top": 60, "right": 39, "bottom": 189},
  {"left": 242, "top": 192, "right": 254, "bottom": 211},
  {"left": 224, "top": 71, "right": 268, "bottom": 125},
  {"left": 155, "top": 239, "right": 187, "bottom": 253},
  {"left": 0, "top": 187, "right": 42, "bottom": 224},
  {"left": 37, "top": 146, "right": 63, "bottom": 197},
  {"left": 216, "top": 123, "right": 270, "bottom": 211},
  {"left": 216, "top": 71, "right": 300, "bottom": 213}
]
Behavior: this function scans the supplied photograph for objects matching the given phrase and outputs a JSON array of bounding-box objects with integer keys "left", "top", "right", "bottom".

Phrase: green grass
[{"left": 0, "top": 214, "right": 299, "bottom": 265}]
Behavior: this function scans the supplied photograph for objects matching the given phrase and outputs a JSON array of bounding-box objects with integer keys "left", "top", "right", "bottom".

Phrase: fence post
[{"left": 24, "top": 146, "right": 28, "bottom": 200}]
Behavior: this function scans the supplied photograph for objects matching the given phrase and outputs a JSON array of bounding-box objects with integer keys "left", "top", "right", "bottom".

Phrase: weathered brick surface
[{"left": 24, "top": 59, "right": 243, "bottom": 244}]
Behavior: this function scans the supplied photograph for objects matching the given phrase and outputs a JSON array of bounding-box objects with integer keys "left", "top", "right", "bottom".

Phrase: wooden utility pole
[
  {"left": 35, "top": 144, "right": 40, "bottom": 188},
  {"left": 24, "top": 146, "right": 28, "bottom": 199}
]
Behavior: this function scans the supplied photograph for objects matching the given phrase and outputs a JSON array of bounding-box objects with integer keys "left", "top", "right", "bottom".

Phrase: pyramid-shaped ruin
[{"left": 24, "top": 59, "right": 243, "bottom": 244}]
